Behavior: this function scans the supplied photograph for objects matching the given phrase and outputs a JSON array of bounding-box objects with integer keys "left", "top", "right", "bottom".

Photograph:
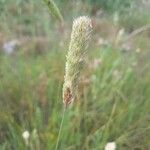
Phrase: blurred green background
[{"left": 0, "top": 0, "right": 150, "bottom": 149}]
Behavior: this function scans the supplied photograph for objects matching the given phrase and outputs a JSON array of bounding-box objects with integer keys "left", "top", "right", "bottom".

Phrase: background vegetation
[{"left": 0, "top": 0, "right": 150, "bottom": 149}]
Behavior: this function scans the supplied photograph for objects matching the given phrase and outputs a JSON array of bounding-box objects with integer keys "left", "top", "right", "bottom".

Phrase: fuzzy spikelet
[
  {"left": 43, "top": 0, "right": 63, "bottom": 22},
  {"left": 63, "top": 16, "right": 92, "bottom": 108}
]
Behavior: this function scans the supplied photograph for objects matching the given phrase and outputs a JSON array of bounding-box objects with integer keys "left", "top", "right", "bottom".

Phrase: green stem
[{"left": 55, "top": 107, "right": 66, "bottom": 150}]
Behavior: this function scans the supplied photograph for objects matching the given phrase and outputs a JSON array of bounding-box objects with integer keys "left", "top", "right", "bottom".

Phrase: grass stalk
[{"left": 55, "top": 107, "right": 66, "bottom": 150}]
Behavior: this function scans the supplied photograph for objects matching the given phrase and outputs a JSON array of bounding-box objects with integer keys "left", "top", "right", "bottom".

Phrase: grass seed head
[{"left": 63, "top": 16, "right": 92, "bottom": 108}]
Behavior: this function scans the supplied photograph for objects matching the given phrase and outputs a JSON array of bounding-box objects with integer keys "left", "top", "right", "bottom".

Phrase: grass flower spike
[
  {"left": 43, "top": 0, "right": 63, "bottom": 22},
  {"left": 63, "top": 16, "right": 92, "bottom": 108}
]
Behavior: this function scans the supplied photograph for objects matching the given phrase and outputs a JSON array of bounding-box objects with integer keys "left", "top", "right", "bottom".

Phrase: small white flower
[
  {"left": 3, "top": 40, "right": 19, "bottom": 55},
  {"left": 22, "top": 130, "right": 30, "bottom": 139},
  {"left": 105, "top": 142, "right": 116, "bottom": 150},
  {"left": 118, "top": 28, "right": 125, "bottom": 38},
  {"left": 22, "top": 130, "right": 30, "bottom": 145}
]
